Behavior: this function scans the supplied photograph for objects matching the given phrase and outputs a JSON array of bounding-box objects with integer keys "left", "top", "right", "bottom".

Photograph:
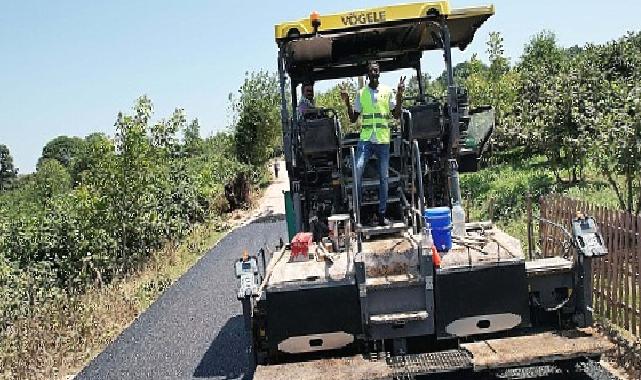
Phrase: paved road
[
  {"left": 77, "top": 165, "right": 289, "bottom": 380},
  {"left": 76, "top": 215, "right": 287, "bottom": 380}
]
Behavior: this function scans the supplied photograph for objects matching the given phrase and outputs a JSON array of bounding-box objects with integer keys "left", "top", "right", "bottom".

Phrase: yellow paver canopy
[{"left": 275, "top": 2, "right": 494, "bottom": 81}]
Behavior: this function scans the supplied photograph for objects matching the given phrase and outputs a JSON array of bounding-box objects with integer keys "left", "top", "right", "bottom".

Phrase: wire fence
[{"left": 539, "top": 194, "right": 641, "bottom": 337}]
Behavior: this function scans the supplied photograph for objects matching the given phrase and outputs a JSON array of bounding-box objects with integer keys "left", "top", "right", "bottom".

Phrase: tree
[
  {"left": 231, "top": 71, "right": 281, "bottom": 167},
  {"left": 586, "top": 32, "right": 641, "bottom": 213},
  {"left": 519, "top": 30, "right": 565, "bottom": 73},
  {"left": 405, "top": 73, "right": 446, "bottom": 103},
  {"left": 184, "top": 118, "right": 203, "bottom": 156},
  {"left": 40, "top": 136, "right": 86, "bottom": 168},
  {"left": 512, "top": 31, "right": 566, "bottom": 155},
  {"left": 74, "top": 133, "right": 115, "bottom": 183},
  {"left": 0, "top": 144, "right": 18, "bottom": 191},
  {"left": 462, "top": 34, "right": 519, "bottom": 149},
  {"left": 34, "top": 159, "right": 72, "bottom": 198},
  {"left": 487, "top": 32, "right": 510, "bottom": 80},
  {"left": 315, "top": 79, "right": 358, "bottom": 132}
]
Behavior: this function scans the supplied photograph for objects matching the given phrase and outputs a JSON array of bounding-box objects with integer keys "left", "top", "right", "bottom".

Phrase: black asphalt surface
[
  {"left": 76, "top": 215, "right": 287, "bottom": 380},
  {"left": 76, "top": 213, "right": 619, "bottom": 380}
]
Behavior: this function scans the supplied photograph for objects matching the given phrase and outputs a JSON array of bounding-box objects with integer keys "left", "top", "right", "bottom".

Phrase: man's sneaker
[{"left": 378, "top": 213, "right": 390, "bottom": 227}]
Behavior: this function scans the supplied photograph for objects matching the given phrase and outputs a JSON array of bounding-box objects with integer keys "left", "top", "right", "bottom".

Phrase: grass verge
[
  {"left": 461, "top": 155, "right": 624, "bottom": 246},
  {"left": 0, "top": 216, "right": 231, "bottom": 380}
]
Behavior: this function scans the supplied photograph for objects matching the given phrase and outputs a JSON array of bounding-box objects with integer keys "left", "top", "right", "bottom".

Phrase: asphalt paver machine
[{"left": 235, "top": 2, "right": 613, "bottom": 378}]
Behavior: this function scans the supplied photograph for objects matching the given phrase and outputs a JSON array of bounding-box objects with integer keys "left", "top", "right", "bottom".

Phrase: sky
[{"left": 1, "top": 1, "right": 640, "bottom": 173}]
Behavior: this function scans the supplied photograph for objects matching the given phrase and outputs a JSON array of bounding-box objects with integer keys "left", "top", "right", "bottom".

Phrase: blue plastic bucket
[{"left": 424, "top": 207, "right": 453, "bottom": 252}]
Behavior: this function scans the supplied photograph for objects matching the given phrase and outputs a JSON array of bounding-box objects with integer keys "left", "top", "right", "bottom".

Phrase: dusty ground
[{"left": 245, "top": 159, "right": 289, "bottom": 223}]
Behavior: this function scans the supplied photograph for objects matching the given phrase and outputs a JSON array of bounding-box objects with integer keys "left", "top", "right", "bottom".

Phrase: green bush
[
  {"left": 461, "top": 160, "right": 555, "bottom": 221},
  {"left": 0, "top": 96, "right": 259, "bottom": 331}
]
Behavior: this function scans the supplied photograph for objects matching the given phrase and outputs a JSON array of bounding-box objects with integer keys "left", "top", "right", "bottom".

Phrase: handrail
[
  {"left": 412, "top": 139, "right": 426, "bottom": 231},
  {"left": 402, "top": 109, "right": 413, "bottom": 140},
  {"left": 402, "top": 109, "right": 416, "bottom": 232},
  {"left": 350, "top": 146, "right": 362, "bottom": 252}
]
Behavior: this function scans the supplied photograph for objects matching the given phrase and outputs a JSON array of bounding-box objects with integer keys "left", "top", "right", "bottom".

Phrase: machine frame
[{"left": 236, "top": 3, "right": 612, "bottom": 378}]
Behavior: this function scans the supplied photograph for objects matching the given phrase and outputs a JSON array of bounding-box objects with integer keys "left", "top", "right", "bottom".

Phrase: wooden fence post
[
  {"left": 526, "top": 192, "right": 533, "bottom": 260},
  {"left": 537, "top": 195, "right": 641, "bottom": 338}
]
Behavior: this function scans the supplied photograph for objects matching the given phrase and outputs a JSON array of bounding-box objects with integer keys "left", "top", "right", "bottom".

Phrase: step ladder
[
  {"left": 362, "top": 269, "right": 434, "bottom": 340},
  {"left": 356, "top": 221, "right": 408, "bottom": 239}
]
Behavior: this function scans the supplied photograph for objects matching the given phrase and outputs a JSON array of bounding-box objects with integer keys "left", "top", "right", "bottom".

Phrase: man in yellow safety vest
[{"left": 341, "top": 61, "right": 405, "bottom": 226}]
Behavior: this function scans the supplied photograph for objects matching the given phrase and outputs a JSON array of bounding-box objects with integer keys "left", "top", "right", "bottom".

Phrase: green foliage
[
  {"left": 583, "top": 33, "right": 641, "bottom": 213},
  {"left": 33, "top": 159, "right": 72, "bottom": 198},
  {"left": 75, "top": 132, "right": 115, "bottom": 183},
  {"left": 406, "top": 73, "right": 446, "bottom": 102},
  {"left": 462, "top": 156, "right": 556, "bottom": 221},
  {"left": 465, "top": 34, "right": 519, "bottom": 147},
  {"left": 0, "top": 96, "right": 254, "bottom": 331},
  {"left": 184, "top": 119, "right": 203, "bottom": 157},
  {"left": 439, "top": 30, "right": 640, "bottom": 213},
  {"left": 231, "top": 71, "right": 281, "bottom": 166},
  {"left": 434, "top": 58, "right": 490, "bottom": 91},
  {"left": 0, "top": 144, "right": 18, "bottom": 191},
  {"left": 315, "top": 79, "right": 359, "bottom": 132},
  {"left": 462, "top": 154, "right": 628, "bottom": 244},
  {"left": 39, "top": 135, "right": 86, "bottom": 180}
]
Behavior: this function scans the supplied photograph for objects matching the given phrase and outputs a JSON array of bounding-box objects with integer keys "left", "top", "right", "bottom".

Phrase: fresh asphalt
[{"left": 75, "top": 214, "right": 287, "bottom": 380}]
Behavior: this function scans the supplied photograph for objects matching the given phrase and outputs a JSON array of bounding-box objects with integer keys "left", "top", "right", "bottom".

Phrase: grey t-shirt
[
  {"left": 354, "top": 86, "right": 396, "bottom": 143},
  {"left": 297, "top": 97, "right": 315, "bottom": 120}
]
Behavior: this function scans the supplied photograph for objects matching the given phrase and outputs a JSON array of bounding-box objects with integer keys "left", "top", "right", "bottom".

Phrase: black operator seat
[
  {"left": 402, "top": 102, "right": 443, "bottom": 141},
  {"left": 299, "top": 107, "right": 339, "bottom": 155},
  {"left": 458, "top": 106, "right": 494, "bottom": 172}
]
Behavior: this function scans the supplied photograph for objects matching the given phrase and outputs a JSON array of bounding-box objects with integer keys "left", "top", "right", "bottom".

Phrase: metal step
[
  {"left": 344, "top": 175, "right": 401, "bottom": 189},
  {"left": 361, "top": 196, "right": 401, "bottom": 206},
  {"left": 370, "top": 310, "right": 428, "bottom": 324},
  {"left": 254, "top": 350, "right": 473, "bottom": 380},
  {"left": 357, "top": 221, "right": 407, "bottom": 237},
  {"left": 365, "top": 270, "right": 422, "bottom": 289},
  {"left": 387, "top": 350, "right": 473, "bottom": 376}
]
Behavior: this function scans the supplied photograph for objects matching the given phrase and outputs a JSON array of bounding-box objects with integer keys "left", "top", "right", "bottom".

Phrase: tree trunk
[
  {"left": 604, "top": 168, "right": 626, "bottom": 211},
  {"left": 626, "top": 167, "right": 633, "bottom": 213},
  {"left": 636, "top": 176, "right": 641, "bottom": 216}
]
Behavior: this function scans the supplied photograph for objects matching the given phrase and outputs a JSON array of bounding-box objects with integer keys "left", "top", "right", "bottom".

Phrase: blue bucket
[{"left": 424, "top": 207, "right": 452, "bottom": 252}]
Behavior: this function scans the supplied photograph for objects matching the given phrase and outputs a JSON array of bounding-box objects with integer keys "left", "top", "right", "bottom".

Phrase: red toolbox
[{"left": 290, "top": 232, "right": 313, "bottom": 262}]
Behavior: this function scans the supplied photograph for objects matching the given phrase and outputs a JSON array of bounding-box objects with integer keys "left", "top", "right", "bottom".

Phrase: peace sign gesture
[{"left": 397, "top": 76, "right": 406, "bottom": 95}]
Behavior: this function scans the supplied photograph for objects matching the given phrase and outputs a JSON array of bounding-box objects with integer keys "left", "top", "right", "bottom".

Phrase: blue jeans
[{"left": 355, "top": 141, "right": 390, "bottom": 214}]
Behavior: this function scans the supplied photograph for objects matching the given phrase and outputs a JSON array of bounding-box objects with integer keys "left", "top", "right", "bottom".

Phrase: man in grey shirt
[{"left": 297, "top": 80, "right": 315, "bottom": 120}]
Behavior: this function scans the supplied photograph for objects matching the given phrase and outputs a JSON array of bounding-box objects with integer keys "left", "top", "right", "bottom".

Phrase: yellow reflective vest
[{"left": 359, "top": 85, "right": 392, "bottom": 144}]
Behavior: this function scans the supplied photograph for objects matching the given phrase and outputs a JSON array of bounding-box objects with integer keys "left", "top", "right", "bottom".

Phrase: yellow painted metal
[
  {"left": 275, "top": 2, "right": 495, "bottom": 41},
  {"left": 449, "top": 5, "right": 495, "bottom": 19},
  {"left": 275, "top": 1, "right": 452, "bottom": 40}
]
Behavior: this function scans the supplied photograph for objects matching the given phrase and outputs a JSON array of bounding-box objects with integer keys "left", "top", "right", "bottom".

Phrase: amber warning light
[{"left": 310, "top": 10, "right": 321, "bottom": 31}]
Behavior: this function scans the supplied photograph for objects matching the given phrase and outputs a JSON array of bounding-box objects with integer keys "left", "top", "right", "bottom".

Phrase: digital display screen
[
  {"left": 242, "top": 262, "right": 251, "bottom": 270},
  {"left": 580, "top": 222, "right": 593, "bottom": 232}
]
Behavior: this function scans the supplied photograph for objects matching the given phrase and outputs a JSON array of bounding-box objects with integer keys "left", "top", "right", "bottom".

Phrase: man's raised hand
[
  {"left": 339, "top": 83, "right": 350, "bottom": 104},
  {"left": 397, "top": 76, "right": 406, "bottom": 95}
]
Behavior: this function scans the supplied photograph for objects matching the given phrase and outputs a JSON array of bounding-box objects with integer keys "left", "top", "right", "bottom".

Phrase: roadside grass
[
  {"left": 461, "top": 154, "right": 624, "bottom": 249},
  {"left": 0, "top": 216, "right": 230, "bottom": 380}
]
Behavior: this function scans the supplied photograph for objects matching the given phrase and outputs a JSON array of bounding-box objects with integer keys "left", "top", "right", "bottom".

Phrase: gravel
[{"left": 489, "top": 359, "right": 619, "bottom": 379}]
